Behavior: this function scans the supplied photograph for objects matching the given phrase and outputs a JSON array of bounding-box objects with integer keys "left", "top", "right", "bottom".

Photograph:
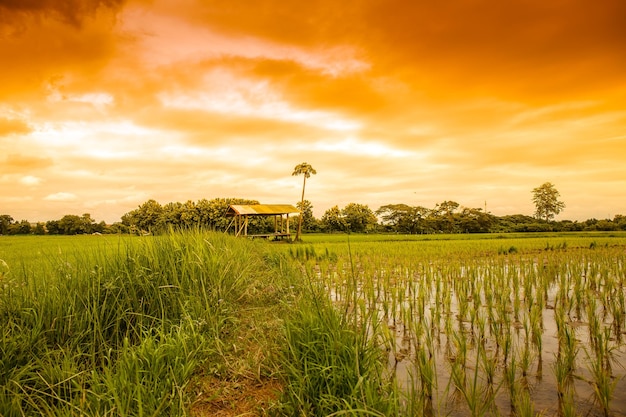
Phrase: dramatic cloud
[{"left": 1, "top": 0, "right": 625, "bottom": 223}]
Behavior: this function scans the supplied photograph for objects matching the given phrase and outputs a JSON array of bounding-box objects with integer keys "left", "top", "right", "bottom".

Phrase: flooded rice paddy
[{"left": 296, "top": 236, "right": 626, "bottom": 416}]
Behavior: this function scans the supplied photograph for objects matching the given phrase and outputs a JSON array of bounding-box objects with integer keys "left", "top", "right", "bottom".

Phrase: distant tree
[
  {"left": 594, "top": 219, "right": 618, "bottom": 231},
  {"left": 376, "top": 204, "right": 431, "bottom": 234},
  {"left": 94, "top": 221, "right": 107, "bottom": 234},
  {"left": 33, "top": 222, "right": 46, "bottom": 235},
  {"left": 320, "top": 205, "right": 347, "bottom": 232},
  {"left": 292, "top": 162, "right": 316, "bottom": 240},
  {"left": 0, "top": 214, "right": 13, "bottom": 234},
  {"left": 46, "top": 220, "right": 61, "bottom": 235},
  {"left": 532, "top": 182, "right": 565, "bottom": 222},
  {"left": 199, "top": 197, "right": 261, "bottom": 232},
  {"left": 108, "top": 222, "right": 130, "bottom": 234},
  {"left": 81, "top": 213, "right": 96, "bottom": 234},
  {"left": 296, "top": 200, "right": 318, "bottom": 232},
  {"left": 614, "top": 215, "right": 626, "bottom": 230},
  {"left": 432, "top": 200, "right": 461, "bottom": 233},
  {"left": 123, "top": 199, "right": 164, "bottom": 233},
  {"left": 159, "top": 202, "right": 184, "bottom": 230},
  {"left": 553, "top": 220, "right": 582, "bottom": 232},
  {"left": 58, "top": 215, "right": 85, "bottom": 234},
  {"left": 457, "top": 207, "right": 495, "bottom": 233},
  {"left": 8, "top": 220, "right": 32, "bottom": 235},
  {"left": 179, "top": 200, "right": 200, "bottom": 227},
  {"left": 342, "top": 203, "right": 378, "bottom": 233}
]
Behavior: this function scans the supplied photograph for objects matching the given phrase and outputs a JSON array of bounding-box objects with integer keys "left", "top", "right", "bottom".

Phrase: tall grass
[
  {"left": 0, "top": 231, "right": 294, "bottom": 416},
  {"left": 275, "top": 239, "right": 399, "bottom": 416}
]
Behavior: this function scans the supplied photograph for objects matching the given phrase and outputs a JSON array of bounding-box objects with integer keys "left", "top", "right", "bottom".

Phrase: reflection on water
[{"left": 319, "top": 249, "right": 626, "bottom": 416}]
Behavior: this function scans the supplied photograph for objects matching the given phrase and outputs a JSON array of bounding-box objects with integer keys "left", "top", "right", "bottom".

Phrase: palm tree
[{"left": 292, "top": 162, "right": 316, "bottom": 241}]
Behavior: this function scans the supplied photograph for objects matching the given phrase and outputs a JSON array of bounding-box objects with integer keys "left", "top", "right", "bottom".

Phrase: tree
[
  {"left": 46, "top": 220, "right": 61, "bottom": 235},
  {"left": 320, "top": 205, "right": 347, "bottom": 232},
  {"left": 532, "top": 182, "right": 565, "bottom": 222},
  {"left": 122, "top": 199, "right": 164, "bottom": 233},
  {"left": 8, "top": 220, "right": 32, "bottom": 235},
  {"left": 342, "top": 203, "right": 377, "bottom": 233},
  {"left": 33, "top": 222, "right": 46, "bottom": 235},
  {"left": 0, "top": 214, "right": 13, "bottom": 235},
  {"left": 292, "top": 162, "right": 316, "bottom": 240},
  {"left": 296, "top": 199, "right": 318, "bottom": 232},
  {"left": 457, "top": 207, "right": 494, "bottom": 233},
  {"left": 58, "top": 214, "right": 88, "bottom": 235}
]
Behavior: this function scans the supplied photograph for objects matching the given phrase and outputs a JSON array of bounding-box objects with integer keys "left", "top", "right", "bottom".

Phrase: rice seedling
[
  {"left": 584, "top": 327, "right": 619, "bottom": 417},
  {"left": 450, "top": 346, "right": 497, "bottom": 417},
  {"left": 279, "top": 232, "right": 626, "bottom": 416},
  {"left": 512, "top": 385, "right": 537, "bottom": 417}
]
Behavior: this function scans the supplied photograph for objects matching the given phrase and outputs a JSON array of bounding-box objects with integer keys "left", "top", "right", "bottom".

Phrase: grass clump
[
  {"left": 275, "top": 287, "right": 397, "bottom": 416},
  {"left": 0, "top": 231, "right": 292, "bottom": 416}
]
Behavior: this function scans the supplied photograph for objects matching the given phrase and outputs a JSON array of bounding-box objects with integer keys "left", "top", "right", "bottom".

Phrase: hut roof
[{"left": 226, "top": 204, "right": 300, "bottom": 216}]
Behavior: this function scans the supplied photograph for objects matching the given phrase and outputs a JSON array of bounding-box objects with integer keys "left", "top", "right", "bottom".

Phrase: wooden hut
[{"left": 225, "top": 204, "right": 300, "bottom": 239}]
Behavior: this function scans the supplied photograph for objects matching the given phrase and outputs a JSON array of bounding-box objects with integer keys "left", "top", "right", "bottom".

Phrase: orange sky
[{"left": 1, "top": 0, "right": 625, "bottom": 223}]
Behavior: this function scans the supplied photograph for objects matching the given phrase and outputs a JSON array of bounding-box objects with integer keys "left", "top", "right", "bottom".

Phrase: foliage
[
  {"left": 7, "top": 219, "right": 32, "bottom": 235},
  {"left": 320, "top": 205, "right": 348, "bottom": 232},
  {"left": 5, "top": 184, "right": 626, "bottom": 236},
  {"left": 121, "top": 197, "right": 264, "bottom": 234},
  {"left": 376, "top": 204, "right": 431, "bottom": 234},
  {"left": 296, "top": 199, "right": 319, "bottom": 232},
  {"left": 532, "top": 182, "right": 566, "bottom": 222},
  {"left": 342, "top": 203, "right": 378, "bottom": 233},
  {"left": 0, "top": 214, "right": 13, "bottom": 234}
]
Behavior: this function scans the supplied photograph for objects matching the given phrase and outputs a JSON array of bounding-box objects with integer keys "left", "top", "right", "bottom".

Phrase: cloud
[
  {"left": 0, "top": 1, "right": 126, "bottom": 102},
  {"left": 0, "top": 0, "right": 126, "bottom": 27},
  {"left": 0, "top": 117, "right": 31, "bottom": 136},
  {"left": 3, "top": 154, "right": 53, "bottom": 171},
  {"left": 19, "top": 175, "right": 41, "bottom": 186},
  {"left": 44, "top": 192, "right": 78, "bottom": 202},
  {"left": 0, "top": 0, "right": 625, "bottom": 224}
]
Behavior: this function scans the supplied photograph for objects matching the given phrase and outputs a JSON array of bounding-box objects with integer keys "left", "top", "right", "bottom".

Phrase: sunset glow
[{"left": 1, "top": 0, "right": 625, "bottom": 223}]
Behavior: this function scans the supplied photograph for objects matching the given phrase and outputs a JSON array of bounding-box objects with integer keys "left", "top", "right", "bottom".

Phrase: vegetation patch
[{"left": 3, "top": 232, "right": 626, "bottom": 416}]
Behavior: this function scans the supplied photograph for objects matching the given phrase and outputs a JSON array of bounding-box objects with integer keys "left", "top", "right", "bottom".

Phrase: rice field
[
  {"left": 285, "top": 232, "right": 626, "bottom": 416},
  {"left": 2, "top": 231, "right": 626, "bottom": 416}
]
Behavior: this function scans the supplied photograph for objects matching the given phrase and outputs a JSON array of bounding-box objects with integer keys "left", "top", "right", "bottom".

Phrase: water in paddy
[{"left": 322, "top": 254, "right": 626, "bottom": 416}]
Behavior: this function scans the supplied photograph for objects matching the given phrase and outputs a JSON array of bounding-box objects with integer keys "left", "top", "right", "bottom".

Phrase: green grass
[
  {"left": 1, "top": 232, "right": 402, "bottom": 416},
  {"left": 3, "top": 231, "right": 626, "bottom": 416},
  {"left": 0, "top": 232, "right": 294, "bottom": 415}
]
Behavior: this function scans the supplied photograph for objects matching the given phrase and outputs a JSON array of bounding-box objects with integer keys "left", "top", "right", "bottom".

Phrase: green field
[{"left": 2, "top": 232, "right": 626, "bottom": 416}]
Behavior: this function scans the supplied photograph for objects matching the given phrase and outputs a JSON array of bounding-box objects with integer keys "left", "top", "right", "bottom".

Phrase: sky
[{"left": 1, "top": 0, "right": 625, "bottom": 224}]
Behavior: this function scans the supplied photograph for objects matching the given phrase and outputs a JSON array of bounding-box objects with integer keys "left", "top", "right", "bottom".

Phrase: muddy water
[
  {"left": 323, "top": 256, "right": 626, "bottom": 416},
  {"left": 386, "top": 310, "right": 626, "bottom": 416}
]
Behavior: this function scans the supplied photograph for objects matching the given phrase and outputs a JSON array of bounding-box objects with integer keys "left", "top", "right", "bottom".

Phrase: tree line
[{"left": 2, "top": 198, "right": 626, "bottom": 236}]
